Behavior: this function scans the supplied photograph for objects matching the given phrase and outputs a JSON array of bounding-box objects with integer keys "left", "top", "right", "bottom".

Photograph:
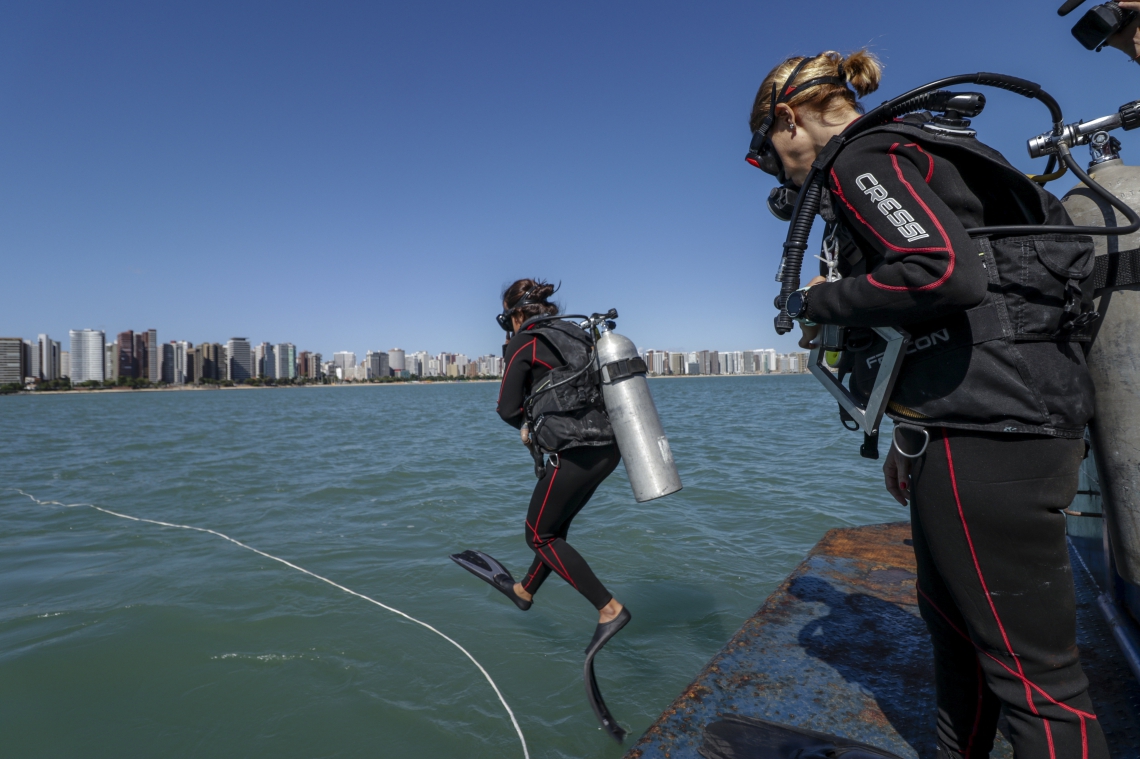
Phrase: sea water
[{"left": 1, "top": 376, "right": 901, "bottom": 758}]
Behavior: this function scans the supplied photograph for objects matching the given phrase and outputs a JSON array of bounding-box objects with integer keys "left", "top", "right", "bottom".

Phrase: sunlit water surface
[{"left": 1, "top": 377, "right": 902, "bottom": 758}]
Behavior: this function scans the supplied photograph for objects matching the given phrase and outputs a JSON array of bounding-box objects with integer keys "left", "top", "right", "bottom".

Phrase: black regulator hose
[
  {"left": 970, "top": 143, "right": 1140, "bottom": 237},
  {"left": 774, "top": 175, "right": 824, "bottom": 334}
]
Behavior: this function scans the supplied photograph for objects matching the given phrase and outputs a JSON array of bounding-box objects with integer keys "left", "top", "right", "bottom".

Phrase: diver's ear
[{"left": 773, "top": 102, "right": 796, "bottom": 131}]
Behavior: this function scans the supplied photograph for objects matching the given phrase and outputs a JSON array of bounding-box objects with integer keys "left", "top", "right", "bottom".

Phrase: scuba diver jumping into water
[
  {"left": 747, "top": 50, "right": 1110, "bottom": 758},
  {"left": 451, "top": 278, "right": 636, "bottom": 741}
]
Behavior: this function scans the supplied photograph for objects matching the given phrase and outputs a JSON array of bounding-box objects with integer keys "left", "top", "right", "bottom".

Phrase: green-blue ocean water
[{"left": 1, "top": 377, "right": 902, "bottom": 758}]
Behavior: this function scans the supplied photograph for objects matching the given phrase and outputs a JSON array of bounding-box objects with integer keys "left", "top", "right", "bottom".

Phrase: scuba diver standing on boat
[{"left": 748, "top": 51, "right": 1109, "bottom": 757}]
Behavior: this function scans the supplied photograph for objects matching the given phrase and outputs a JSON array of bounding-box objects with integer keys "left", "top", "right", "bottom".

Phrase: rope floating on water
[{"left": 12, "top": 489, "right": 530, "bottom": 759}]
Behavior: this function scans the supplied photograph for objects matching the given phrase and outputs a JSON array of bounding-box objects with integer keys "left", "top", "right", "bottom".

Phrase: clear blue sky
[{"left": 0, "top": 1, "right": 1130, "bottom": 358}]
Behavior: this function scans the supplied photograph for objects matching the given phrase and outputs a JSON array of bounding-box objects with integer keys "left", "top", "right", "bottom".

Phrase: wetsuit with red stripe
[
  {"left": 803, "top": 132, "right": 1107, "bottom": 758},
  {"left": 809, "top": 132, "right": 989, "bottom": 325},
  {"left": 497, "top": 327, "right": 619, "bottom": 610}
]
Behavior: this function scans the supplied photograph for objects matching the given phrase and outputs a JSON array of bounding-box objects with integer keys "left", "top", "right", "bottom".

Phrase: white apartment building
[
  {"left": 389, "top": 348, "right": 405, "bottom": 374},
  {"left": 69, "top": 329, "right": 106, "bottom": 383},
  {"left": 333, "top": 351, "right": 356, "bottom": 375},
  {"left": 172, "top": 341, "right": 192, "bottom": 384},
  {"left": 275, "top": 343, "right": 295, "bottom": 380},
  {"left": 37, "top": 334, "right": 59, "bottom": 381},
  {"left": 408, "top": 351, "right": 428, "bottom": 376}
]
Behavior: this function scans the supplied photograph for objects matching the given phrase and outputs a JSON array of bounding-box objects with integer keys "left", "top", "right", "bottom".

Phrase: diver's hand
[
  {"left": 883, "top": 445, "right": 912, "bottom": 506},
  {"left": 798, "top": 324, "right": 821, "bottom": 350},
  {"left": 1108, "top": 3, "right": 1140, "bottom": 59},
  {"left": 796, "top": 275, "right": 827, "bottom": 349},
  {"left": 520, "top": 425, "right": 530, "bottom": 445}
]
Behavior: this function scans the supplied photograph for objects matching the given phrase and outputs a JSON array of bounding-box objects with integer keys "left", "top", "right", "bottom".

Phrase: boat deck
[{"left": 624, "top": 522, "right": 1140, "bottom": 759}]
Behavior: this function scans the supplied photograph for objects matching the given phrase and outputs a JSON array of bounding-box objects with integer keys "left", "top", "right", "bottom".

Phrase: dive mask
[
  {"left": 497, "top": 287, "right": 537, "bottom": 333},
  {"left": 745, "top": 58, "right": 846, "bottom": 197}
]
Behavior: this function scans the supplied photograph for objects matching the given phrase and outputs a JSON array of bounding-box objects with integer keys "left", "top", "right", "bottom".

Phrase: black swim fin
[
  {"left": 450, "top": 550, "right": 532, "bottom": 611},
  {"left": 583, "top": 606, "right": 631, "bottom": 743},
  {"left": 698, "top": 715, "right": 905, "bottom": 759}
]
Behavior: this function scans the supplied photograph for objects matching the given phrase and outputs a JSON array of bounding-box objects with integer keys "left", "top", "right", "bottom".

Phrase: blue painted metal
[{"left": 625, "top": 521, "right": 1140, "bottom": 759}]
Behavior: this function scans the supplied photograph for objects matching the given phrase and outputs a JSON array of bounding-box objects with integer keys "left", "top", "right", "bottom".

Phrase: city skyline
[
  {"left": 2, "top": 324, "right": 809, "bottom": 388},
  {"left": 5, "top": 325, "right": 802, "bottom": 369}
]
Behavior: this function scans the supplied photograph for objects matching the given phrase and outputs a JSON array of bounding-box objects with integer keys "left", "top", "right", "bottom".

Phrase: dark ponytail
[{"left": 502, "top": 278, "right": 559, "bottom": 323}]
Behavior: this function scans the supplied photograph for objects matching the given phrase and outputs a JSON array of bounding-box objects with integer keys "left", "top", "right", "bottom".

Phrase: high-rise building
[
  {"left": 408, "top": 351, "right": 428, "bottom": 377},
  {"left": 669, "top": 352, "right": 685, "bottom": 376},
  {"left": 146, "top": 330, "right": 159, "bottom": 382},
  {"left": 26, "top": 339, "right": 40, "bottom": 379},
  {"left": 263, "top": 344, "right": 277, "bottom": 379},
  {"left": 134, "top": 332, "right": 148, "bottom": 380},
  {"left": 720, "top": 351, "right": 744, "bottom": 375},
  {"left": 333, "top": 352, "right": 356, "bottom": 375},
  {"left": 754, "top": 349, "right": 777, "bottom": 374},
  {"left": 0, "top": 338, "right": 25, "bottom": 384},
  {"left": 38, "top": 335, "right": 57, "bottom": 381},
  {"left": 117, "top": 331, "right": 135, "bottom": 378},
  {"left": 48, "top": 339, "right": 61, "bottom": 380},
  {"left": 193, "top": 343, "right": 225, "bottom": 382},
  {"left": 255, "top": 342, "right": 271, "bottom": 378},
  {"left": 174, "top": 341, "right": 192, "bottom": 384},
  {"left": 475, "top": 354, "right": 504, "bottom": 377},
  {"left": 645, "top": 350, "right": 667, "bottom": 375},
  {"left": 389, "top": 348, "right": 406, "bottom": 374},
  {"left": 69, "top": 330, "right": 105, "bottom": 383},
  {"left": 365, "top": 350, "right": 389, "bottom": 379},
  {"left": 159, "top": 343, "right": 174, "bottom": 383},
  {"left": 60, "top": 351, "right": 70, "bottom": 379},
  {"left": 226, "top": 338, "right": 252, "bottom": 382},
  {"left": 105, "top": 342, "right": 118, "bottom": 380},
  {"left": 275, "top": 343, "right": 296, "bottom": 380}
]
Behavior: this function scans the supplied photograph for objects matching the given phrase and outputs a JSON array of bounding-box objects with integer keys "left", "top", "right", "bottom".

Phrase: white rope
[{"left": 12, "top": 489, "right": 529, "bottom": 759}]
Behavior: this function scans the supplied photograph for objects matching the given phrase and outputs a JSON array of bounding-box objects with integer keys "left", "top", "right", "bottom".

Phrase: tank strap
[
  {"left": 1091, "top": 247, "right": 1140, "bottom": 293},
  {"left": 601, "top": 356, "right": 647, "bottom": 383}
]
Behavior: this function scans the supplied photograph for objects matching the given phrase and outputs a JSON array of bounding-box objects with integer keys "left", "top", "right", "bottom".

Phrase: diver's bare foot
[
  {"left": 598, "top": 598, "right": 623, "bottom": 624},
  {"left": 513, "top": 583, "right": 533, "bottom": 602}
]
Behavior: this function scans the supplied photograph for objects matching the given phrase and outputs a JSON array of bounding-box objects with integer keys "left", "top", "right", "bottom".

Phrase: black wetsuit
[
  {"left": 806, "top": 132, "right": 1107, "bottom": 758},
  {"left": 497, "top": 327, "right": 619, "bottom": 610}
]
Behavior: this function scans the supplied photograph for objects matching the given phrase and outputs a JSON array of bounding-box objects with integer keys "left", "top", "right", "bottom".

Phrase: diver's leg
[
  {"left": 519, "top": 467, "right": 556, "bottom": 599},
  {"left": 521, "top": 445, "right": 618, "bottom": 610},
  {"left": 910, "top": 467, "right": 1001, "bottom": 759},
  {"left": 914, "top": 429, "right": 1107, "bottom": 759}
]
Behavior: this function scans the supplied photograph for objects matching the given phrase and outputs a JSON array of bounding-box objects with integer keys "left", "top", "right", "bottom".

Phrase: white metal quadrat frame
[{"left": 807, "top": 325, "right": 910, "bottom": 437}]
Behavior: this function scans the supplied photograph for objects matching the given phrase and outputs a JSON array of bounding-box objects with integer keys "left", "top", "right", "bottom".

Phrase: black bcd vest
[
  {"left": 521, "top": 319, "right": 615, "bottom": 452},
  {"left": 827, "top": 121, "right": 1096, "bottom": 438}
]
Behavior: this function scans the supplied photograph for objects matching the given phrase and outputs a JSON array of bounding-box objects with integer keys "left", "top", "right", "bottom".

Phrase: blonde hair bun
[{"left": 841, "top": 50, "right": 882, "bottom": 99}]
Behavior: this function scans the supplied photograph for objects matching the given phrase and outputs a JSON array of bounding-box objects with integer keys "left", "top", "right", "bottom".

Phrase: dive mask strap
[{"left": 745, "top": 57, "right": 847, "bottom": 175}]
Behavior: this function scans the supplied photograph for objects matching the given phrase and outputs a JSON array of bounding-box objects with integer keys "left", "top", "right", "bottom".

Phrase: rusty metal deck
[{"left": 624, "top": 522, "right": 1140, "bottom": 759}]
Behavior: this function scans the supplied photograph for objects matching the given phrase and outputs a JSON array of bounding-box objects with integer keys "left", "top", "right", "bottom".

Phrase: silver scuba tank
[
  {"left": 594, "top": 324, "right": 682, "bottom": 503},
  {"left": 1062, "top": 137, "right": 1140, "bottom": 585}
]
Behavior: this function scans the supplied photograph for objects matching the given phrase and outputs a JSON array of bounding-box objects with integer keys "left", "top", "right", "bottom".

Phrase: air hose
[{"left": 773, "top": 72, "right": 1135, "bottom": 334}]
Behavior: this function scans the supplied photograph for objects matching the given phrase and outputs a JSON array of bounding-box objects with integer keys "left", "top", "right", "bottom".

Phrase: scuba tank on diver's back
[
  {"left": 520, "top": 308, "right": 683, "bottom": 504},
  {"left": 1059, "top": 121, "right": 1140, "bottom": 586},
  {"left": 593, "top": 318, "right": 682, "bottom": 503}
]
